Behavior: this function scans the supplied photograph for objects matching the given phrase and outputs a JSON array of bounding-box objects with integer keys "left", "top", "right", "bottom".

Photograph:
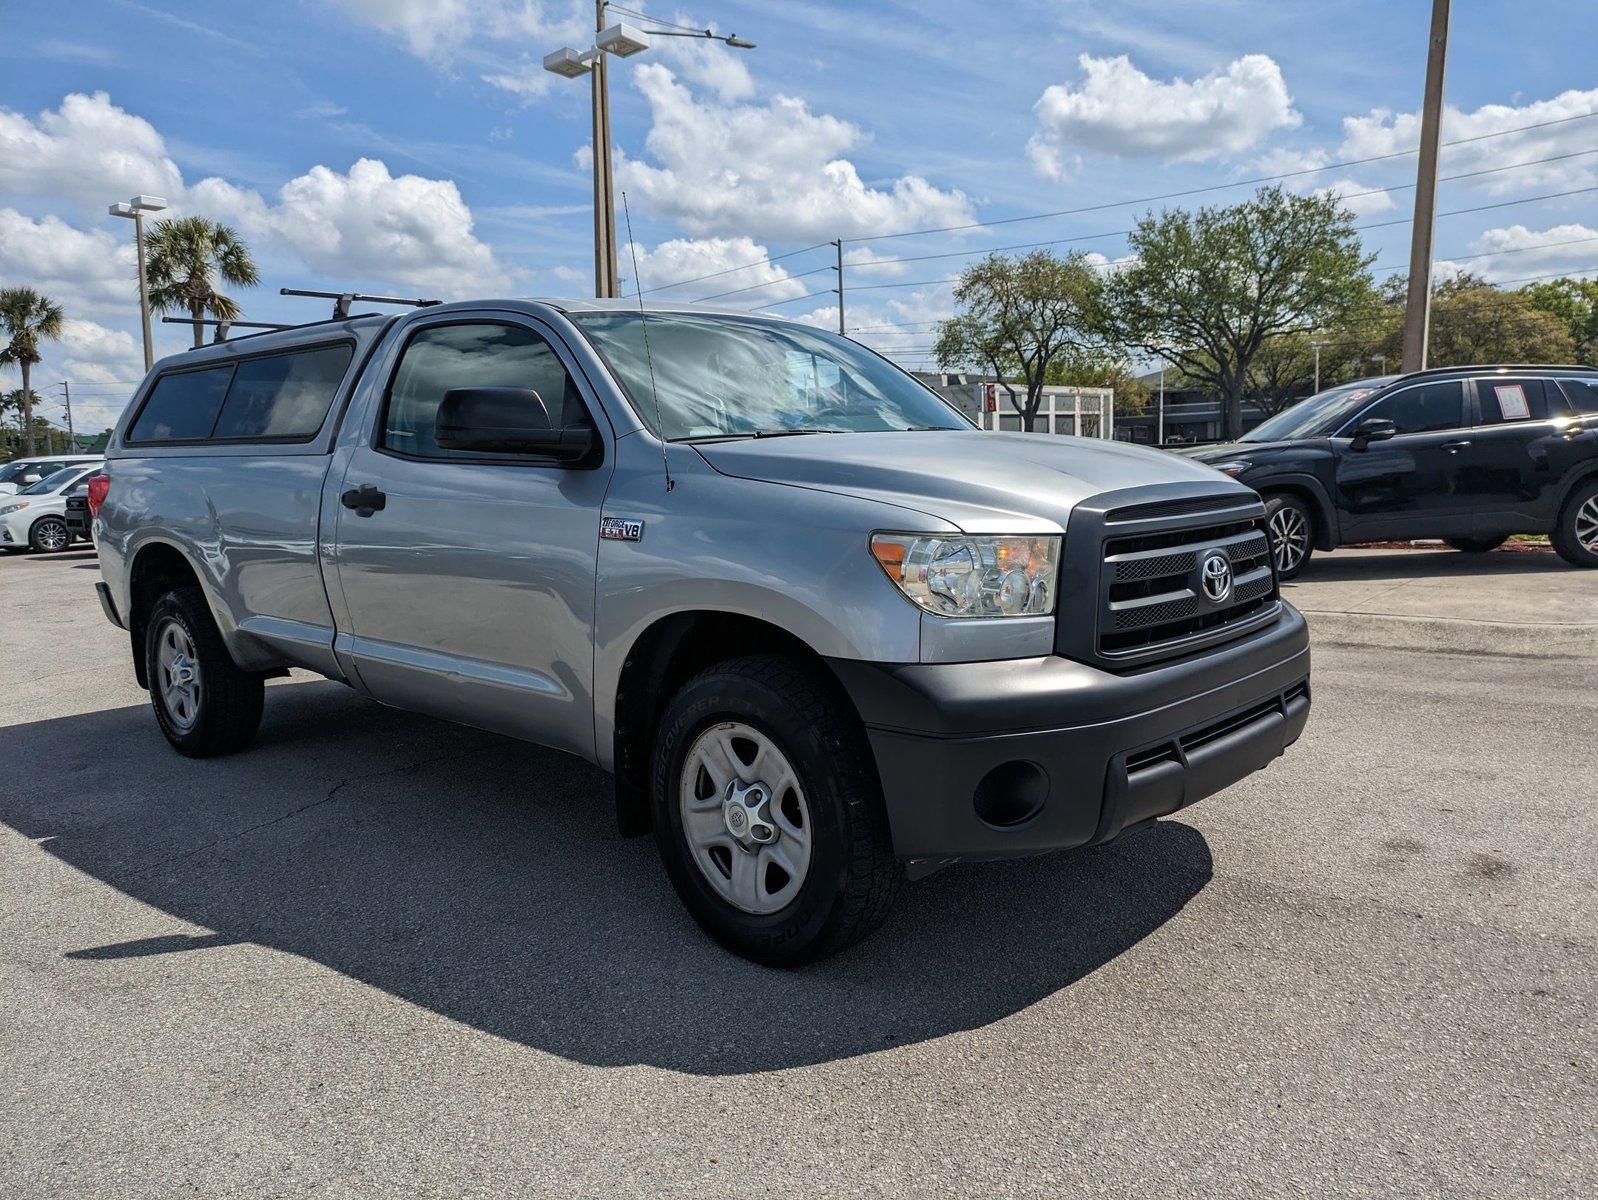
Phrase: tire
[
  {"left": 1444, "top": 536, "right": 1507, "bottom": 554},
  {"left": 1264, "top": 494, "right": 1314, "bottom": 580},
  {"left": 28, "top": 516, "right": 71, "bottom": 553},
  {"left": 650, "top": 654, "right": 902, "bottom": 966},
  {"left": 1552, "top": 479, "right": 1598, "bottom": 568},
  {"left": 144, "top": 586, "right": 265, "bottom": 757}
]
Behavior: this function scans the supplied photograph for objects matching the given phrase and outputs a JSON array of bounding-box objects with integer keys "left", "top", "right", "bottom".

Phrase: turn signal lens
[{"left": 870, "top": 533, "right": 1061, "bottom": 618}]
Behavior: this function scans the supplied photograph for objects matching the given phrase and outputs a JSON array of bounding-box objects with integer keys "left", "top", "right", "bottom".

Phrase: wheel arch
[
  {"left": 125, "top": 540, "right": 211, "bottom": 689},
  {"left": 1257, "top": 476, "right": 1338, "bottom": 550},
  {"left": 609, "top": 610, "right": 876, "bottom": 839}
]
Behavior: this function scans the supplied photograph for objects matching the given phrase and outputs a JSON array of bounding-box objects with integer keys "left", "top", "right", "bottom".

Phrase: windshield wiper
[{"left": 750, "top": 427, "right": 846, "bottom": 438}]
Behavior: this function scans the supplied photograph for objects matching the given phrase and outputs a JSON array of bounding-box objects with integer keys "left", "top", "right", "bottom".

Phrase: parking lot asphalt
[
  {"left": 1285, "top": 546, "right": 1598, "bottom": 658},
  {"left": 2, "top": 548, "right": 1594, "bottom": 1198}
]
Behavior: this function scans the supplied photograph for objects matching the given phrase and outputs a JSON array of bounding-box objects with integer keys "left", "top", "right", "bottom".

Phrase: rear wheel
[
  {"left": 1264, "top": 495, "right": 1314, "bottom": 580},
  {"left": 28, "top": 516, "right": 70, "bottom": 553},
  {"left": 1444, "top": 536, "right": 1507, "bottom": 554},
  {"left": 651, "top": 655, "right": 901, "bottom": 966},
  {"left": 1552, "top": 479, "right": 1598, "bottom": 568},
  {"left": 144, "top": 586, "right": 265, "bottom": 757}
]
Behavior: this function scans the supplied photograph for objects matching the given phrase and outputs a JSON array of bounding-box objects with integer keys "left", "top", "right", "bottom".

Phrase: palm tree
[
  {"left": 0, "top": 288, "right": 65, "bottom": 456},
  {"left": 145, "top": 216, "right": 261, "bottom": 348}
]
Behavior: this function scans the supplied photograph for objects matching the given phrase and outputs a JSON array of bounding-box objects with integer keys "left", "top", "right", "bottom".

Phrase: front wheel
[
  {"left": 1264, "top": 495, "right": 1314, "bottom": 580},
  {"left": 1552, "top": 480, "right": 1598, "bottom": 567},
  {"left": 144, "top": 586, "right": 265, "bottom": 757},
  {"left": 28, "top": 516, "right": 71, "bottom": 553},
  {"left": 651, "top": 655, "right": 902, "bottom": 966},
  {"left": 1445, "top": 536, "right": 1507, "bottom": 554}
]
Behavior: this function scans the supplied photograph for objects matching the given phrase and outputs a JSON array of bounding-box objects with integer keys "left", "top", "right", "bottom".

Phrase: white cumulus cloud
[
  {"left": 1447, "top": 223, "right": 1598, "bottom": 283},
  {"left": 613, "top": 64, "right": 974, "bottom": 242},
  {"left": 1028, "top": 53, "right": 1301, "bottom": 176},
  {"left": 619, "top": 236, "right": 808, "bottom": 304},
  {"left": 1338, "top": 87, "right": 1598, "bottom": 195},
  {"left": 0, "top": 209, "right": 137, "bottom": 314},
  {"left": 0, "top": 91, "right": 183, "bottom": 211}
]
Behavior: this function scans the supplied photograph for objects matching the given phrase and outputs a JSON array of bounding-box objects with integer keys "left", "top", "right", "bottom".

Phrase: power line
[
  {"left": 848, "top": 109, "right": 1598, "bottom": 244},
  {"left": 639, "top": 239, "right": 833, "bottom": 295}
]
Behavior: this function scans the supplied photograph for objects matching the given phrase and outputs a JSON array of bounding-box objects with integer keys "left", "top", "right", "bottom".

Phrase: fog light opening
[{"left": 972, "top": 760, "right": 1048, "bottom": 828}]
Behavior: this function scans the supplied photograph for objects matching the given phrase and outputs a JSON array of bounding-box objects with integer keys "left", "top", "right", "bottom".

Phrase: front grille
[{"left": 1096, "top": 514, "right": 1279, "bottom": 660}]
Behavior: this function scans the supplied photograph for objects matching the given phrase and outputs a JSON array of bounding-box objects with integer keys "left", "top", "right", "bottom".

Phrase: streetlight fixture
[
  {"left": 108, "top": 194, "right": 167, "bottom": 371},
  {"left": 545, "top": 3, "right": 755, "bottom": 298}
]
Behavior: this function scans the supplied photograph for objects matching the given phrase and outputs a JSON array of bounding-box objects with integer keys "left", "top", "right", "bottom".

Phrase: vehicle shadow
[{"left": 2, "top": 681, "right": 1213, "bottom": 1075}]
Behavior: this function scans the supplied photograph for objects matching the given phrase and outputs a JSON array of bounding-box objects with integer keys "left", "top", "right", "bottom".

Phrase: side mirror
[
  {"left": 1350, "top": 418, "right": 1396, "bottom": 449},
  {"left": 434, "top": 387, "right": 595, "bottom": 461}
]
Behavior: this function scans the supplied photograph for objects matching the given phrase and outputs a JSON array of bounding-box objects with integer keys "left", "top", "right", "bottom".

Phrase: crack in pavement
[{"left": 123, "top": 748, "right": 481, "bottom": 883}]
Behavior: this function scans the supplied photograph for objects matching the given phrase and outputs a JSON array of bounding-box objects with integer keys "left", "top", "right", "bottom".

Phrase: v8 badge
[{"left": 600, "top": 516, "right": 645, "bottom": 542}]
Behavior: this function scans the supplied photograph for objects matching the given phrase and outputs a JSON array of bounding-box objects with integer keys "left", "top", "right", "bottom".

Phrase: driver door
[
  {"left": 331, "top": 313, "right": 613, "bottom": 759},
  {"left": 1334, "top": 379, "right": 1475, "bottom": 541}
]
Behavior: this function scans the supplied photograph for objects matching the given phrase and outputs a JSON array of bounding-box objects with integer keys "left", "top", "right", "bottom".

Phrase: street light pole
[
  {"left": 1311, "top": 340, "right": 1323, "bottom": 393},
  {"left": 57, "top": 380, "right": 74, "bottom": 449},
  {"left": 835, "top": 240, "right": 845, "bottom": 334},
  {"left": 109, "top": 194, "right": 167, "bottom": 372},
  {"left": 1400, "top": 0, "right": 1451, "bottom": 373},
  {"left": 1157, "top": 366, "right": 1165, "bottom": 446},
  {"left": 547, "top": 7, "right": 754, "bottom": 301}
]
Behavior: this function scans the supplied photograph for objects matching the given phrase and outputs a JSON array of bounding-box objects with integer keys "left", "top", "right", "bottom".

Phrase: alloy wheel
[
  {"left": 678, "top": 721, "right": 813, "bottom": 915},
  {"left": 1576, "top": 496, "right": 1598, "bottom": 554},
  {"left": 35, "top": 520, "right": 68, "bottom": 551},
  {"left": 1269, "top": 506, "right": 1309, "bottom": 574}
]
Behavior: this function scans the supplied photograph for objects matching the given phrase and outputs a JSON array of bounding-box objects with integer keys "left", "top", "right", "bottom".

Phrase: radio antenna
[{"left": 621, "top": 191, "right": 674, "bottom": 493}]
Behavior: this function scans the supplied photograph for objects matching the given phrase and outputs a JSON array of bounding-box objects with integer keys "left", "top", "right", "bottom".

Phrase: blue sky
[{"left": 2, "top": 0, "right": 1596, "bottom": 430}]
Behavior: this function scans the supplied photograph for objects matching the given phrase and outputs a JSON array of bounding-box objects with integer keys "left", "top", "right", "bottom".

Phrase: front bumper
[{"left": 829, "top": 604, "right": 1311, "bottom": 871}]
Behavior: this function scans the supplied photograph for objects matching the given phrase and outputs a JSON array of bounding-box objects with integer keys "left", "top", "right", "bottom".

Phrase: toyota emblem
[{"left": 1200, "top": 553, "right": 1233, "bottom": 603}]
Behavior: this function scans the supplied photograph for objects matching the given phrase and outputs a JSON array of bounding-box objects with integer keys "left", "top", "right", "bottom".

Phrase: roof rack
[
  {"left": 162, "top": 316, "right": 294, "bottom": 345},
  {"left": 280, "top": 288, "right": 442, "bottom": 320}
]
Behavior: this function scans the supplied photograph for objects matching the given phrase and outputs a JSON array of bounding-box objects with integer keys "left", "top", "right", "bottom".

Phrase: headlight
[
  {"left": 1210, "top": 460, "right": 1252, "bottom": 478},
  {"left": 871, "top": 533, "right": 1060, "bottom": 618},
  {"left": 0, "top": 501, "right": 28, "bottom": 515}
]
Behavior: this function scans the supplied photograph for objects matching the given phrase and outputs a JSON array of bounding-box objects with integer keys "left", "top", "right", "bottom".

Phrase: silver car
[{"left": 95, "top": 300, "right": 1310, "bottom": 964}]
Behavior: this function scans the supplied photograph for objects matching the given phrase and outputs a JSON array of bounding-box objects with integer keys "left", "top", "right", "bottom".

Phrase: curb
[{"left": 1303, "top": 609, "right": 1598, "bottom": 659}]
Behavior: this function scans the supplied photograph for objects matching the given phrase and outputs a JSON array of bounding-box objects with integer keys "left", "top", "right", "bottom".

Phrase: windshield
[
  {"left": 0, "top": 461, "right": 46, "bottom": 484},
  {"left": 20, "top": 466, "right": 87, "bottom": 496},
  {"left": 1242, "top": 378, "right": 1398, "bottom": 442},
  {"left": 570, "top": 311, "right": 971, "bottom": 440}
]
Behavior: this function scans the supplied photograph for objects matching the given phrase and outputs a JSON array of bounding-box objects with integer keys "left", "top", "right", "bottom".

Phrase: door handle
[
  {"left": 1441, "top": 440, "right": 1471, "bottom": 454},
  {"left": 340, "top": 483, "right": 387, "bottom": 516}
]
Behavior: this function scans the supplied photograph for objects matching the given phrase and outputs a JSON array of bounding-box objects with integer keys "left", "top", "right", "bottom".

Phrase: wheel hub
[{"left": 722, "top": 779, "right": 778, "bottom": 850}]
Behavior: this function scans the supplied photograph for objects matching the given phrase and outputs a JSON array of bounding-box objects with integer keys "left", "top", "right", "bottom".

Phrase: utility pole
[
  {"left": 1311, "top": 340, "right": 1323, "bottom": 393},
  {"left": 58, "top": 380, "right": 75, "bottom": 450},
  {"left": 835, "top": 239, "right": 845, "bottom": 334},
  {"left": 1400, "top": 0, "right": 1451, "bottom": 374}
]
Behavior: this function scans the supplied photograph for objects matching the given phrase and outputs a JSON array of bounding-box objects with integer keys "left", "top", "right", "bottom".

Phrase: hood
[
  {"left": 693, "top": 430, "right": 1248, "bottom": 533},
  {"left": 1178, "top": 440, "right": 1299, "bottom": 462}
]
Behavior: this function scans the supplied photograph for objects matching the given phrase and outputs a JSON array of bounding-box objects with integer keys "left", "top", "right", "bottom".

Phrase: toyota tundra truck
[{"left": 94, "top": 298, "right": 1311, "bottom": 965}]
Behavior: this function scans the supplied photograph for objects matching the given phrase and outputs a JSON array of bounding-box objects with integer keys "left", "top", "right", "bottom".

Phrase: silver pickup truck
[{"left": 94, "top": 299, "right": 1311, "bottom": 964}]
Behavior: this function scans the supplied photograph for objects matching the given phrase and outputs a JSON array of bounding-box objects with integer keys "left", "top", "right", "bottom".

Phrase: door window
[
  {"left": 1559, "top": 379, "right": 1598, "bottom": 415},
  {"left": 1351, "top": 381, "right": 1464, "bottom": 435},
  {"left": 382, "top": 323, "right": 587, "bottom": 461},
  {"left": 1475, "top": 378, "right": 1550, "bottom": 424}
]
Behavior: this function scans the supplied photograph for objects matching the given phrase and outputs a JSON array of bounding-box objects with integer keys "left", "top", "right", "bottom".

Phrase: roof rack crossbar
[
  {"left": 280, "top": 287, "right": 442, "bottom": 320},
  {"left": 161, "top": 316, "right": 294, "bottom": 345}
]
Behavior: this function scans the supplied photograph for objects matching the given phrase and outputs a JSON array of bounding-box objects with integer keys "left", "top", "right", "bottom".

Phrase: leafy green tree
[
  {"left": 146, "top": 216, "right": 261, "bottom": 348},
  {"left": 1520, "top": 276, "right": 1598, "bottom": 364},
  {"left": 1376, "top": 274, "right": 1574, "bottom": 367},
  {"left": 0, "top": 288, "right": 65, "bottom": 456},
  {"left": 934, "top": 250, "right": 1104, "bottom": 431},
  {"left": 1101, "top": 186, "right": 1376, "bottom": 439}
]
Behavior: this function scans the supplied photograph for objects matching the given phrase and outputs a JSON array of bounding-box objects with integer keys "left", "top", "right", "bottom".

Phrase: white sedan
[{"left": 0, "top": 463, "right": 102, "bottom": 553}]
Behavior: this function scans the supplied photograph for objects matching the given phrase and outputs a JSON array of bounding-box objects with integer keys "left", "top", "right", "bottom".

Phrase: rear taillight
[{"left": 87, "top": 470, "right": 110, "bottom": 517}]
